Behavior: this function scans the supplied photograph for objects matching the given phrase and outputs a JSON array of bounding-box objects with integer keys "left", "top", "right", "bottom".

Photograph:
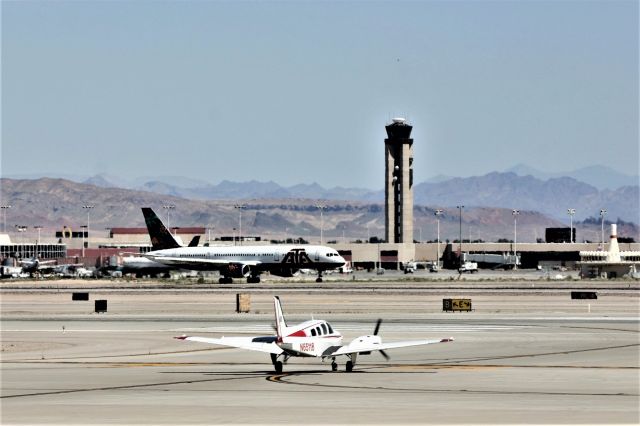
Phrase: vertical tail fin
[
  {"left": 187, "top": 235, "right": 200, "bottom": 247},
  {"left": 274, "top": 296, "right": 287, "bottom": 339},
  {"left": 141, "top": 208, "right": 181, "bottom": 251}
]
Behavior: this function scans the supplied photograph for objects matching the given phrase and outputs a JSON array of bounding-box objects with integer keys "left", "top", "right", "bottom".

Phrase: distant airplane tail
[
  {"left": 274, "top": 296, "right": 288, "bottom": 339},
  {"left": 141, "top": 207, "right": 181, "bottom": 251},
  {"left": 188, "top": 235, "right": 200, "bottom": 247}
]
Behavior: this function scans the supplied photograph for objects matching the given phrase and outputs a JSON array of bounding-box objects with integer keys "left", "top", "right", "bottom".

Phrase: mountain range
[
  {"left": 69, "top": 169, "right": 640, "bottom": 223},
  {"left": 0, "top": 177, "right": 638, "bottom": 243}
]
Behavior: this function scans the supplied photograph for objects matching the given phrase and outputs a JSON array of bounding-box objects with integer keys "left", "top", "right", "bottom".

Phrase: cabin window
[
  {"left": 310, "top": 329, "right": 316, "bottom": 336},
  {"left": 327, "top": 323, "right": 334, "bottom": 334},
  {"left": 321, "top": 323, "right": 328, "bottom": 334},
  {"left": 316, "top": 327, "right": 322, "bottom": 335}
]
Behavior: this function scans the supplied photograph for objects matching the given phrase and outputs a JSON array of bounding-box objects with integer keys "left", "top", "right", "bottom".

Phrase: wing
[
  {"left": 148, "top": 256, "right": 261, "bottom": 268},
  {"left": 329, "top": 338, "right": 454, "bottom": 356},
  {"left": 175, "top": 335, "right": 283, "bottom": 355}
]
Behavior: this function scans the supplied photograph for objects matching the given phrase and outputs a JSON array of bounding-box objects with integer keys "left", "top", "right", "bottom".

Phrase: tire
[
  {"left": 274, "top": 361, "right": 283, "bottom": 374},
  {"left": 316, "top": 277, "right": 323, "bottom": 283},
  {"left": 331, "top": 362, "right": 338, "bottom": 372},
  {"left": 346, "top": 360, "right": 353, "bottom": 372}
]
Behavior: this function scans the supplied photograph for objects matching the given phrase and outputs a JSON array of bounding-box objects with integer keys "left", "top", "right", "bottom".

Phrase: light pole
[
  {"left": 435, "top": 209, "right": 443, "bottom": 267},
  {"left": 567, "top": 208, "right": 576, "bottom": 243},
  {"left": 512, "top": 209, "right": 520, "bottom": 269},
  {"left": 163, "top": 205, "right": 176, "bottom": 234},
  {"left": 1, "top": 205, "right": 11, "bottom": 233},
  {"left": 34, "top": 226, "right": 42, "bottom": 245},
  {"left": 234, "top": 204, "right": 246, "bottom": 246},
  {"left": 82, "top": 205, "right": 94, "bottom": 249},
  {"left": 316, "top": 204, "right": 326, "bottom": 245},
  {"left": 207, "top": 225, "right": 214, "bottom": 245},
  {"left": 232, "top": 227, "right": 237, "bottom": 246},
  {"left": 600, "top": 209, "right": 607, "bottom": 248},
  {"left": 81, "top": 225, "right": 88, "bottom": 257},
  {"left": 457, "top": 205, "right": 464, "bottom": 263}
]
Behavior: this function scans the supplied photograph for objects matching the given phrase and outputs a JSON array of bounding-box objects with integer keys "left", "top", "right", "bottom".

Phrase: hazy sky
[{"left": 2, "top": 0, "right": 638, "bottom": 189}]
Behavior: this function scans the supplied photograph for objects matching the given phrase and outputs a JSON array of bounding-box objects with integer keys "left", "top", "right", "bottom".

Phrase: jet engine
[{"left": 221, "top": 263, "right": 252, "bottom": 278}]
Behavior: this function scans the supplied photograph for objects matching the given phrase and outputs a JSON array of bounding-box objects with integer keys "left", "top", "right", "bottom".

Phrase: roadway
[{"left": 1, "top": 282, "right": 638, "bottom": 424}]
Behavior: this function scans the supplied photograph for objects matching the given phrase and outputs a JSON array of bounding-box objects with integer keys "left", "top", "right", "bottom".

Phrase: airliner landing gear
[
  {"left": 218, "top": 276, "right": 233, "bottom": 284},
  {"left": 247, "top": 275, "right": 261, "bottom": 284},
  {"left": 316, "top": 270, "right": 323, "bottom": 283},
  {"left": 331, "top": 357, "right": 338, "bottom": 372},
  {"left": 346, "top": 361, "right": 353, "bottom": 372}
]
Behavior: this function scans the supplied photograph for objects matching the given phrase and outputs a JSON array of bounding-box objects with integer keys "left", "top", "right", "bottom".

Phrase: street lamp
[
  {"left": 316, "top": 204, "right": 326, "bottom": 245},
  {"left": 599, "top": 209, "right": 607, "bottom": 248},
  {"left": 34, "top": 226, "right": 42, "bottom": 245},
  {"left": 1, "top": 205, "right": 11, "bottom": 233},
  {"left": 512, "top": 209, "right": 520, "bottom": 269},
  {"left": 457, "top": 205, "right": 464, "bottom": 262},
  {"left": 81, "top": 225, "right": 88, "bottom": 257},
  {"left": 435, "top": 209, "right": 443, "bottom": 267},
  {"left": 207, "top": 225, "right": 214, "bottom": 245},
  {"left": 234, "top": 204, "right": 246, "bottom": 246},
  {"left": 567, "top": 208, "right": 576, "bottom": 243},
  {"left": 82, "top": 205, "right": 94, "bottom": 249},
  {"left": 163, "top": 205, "right": 176, "bottom": 234}
]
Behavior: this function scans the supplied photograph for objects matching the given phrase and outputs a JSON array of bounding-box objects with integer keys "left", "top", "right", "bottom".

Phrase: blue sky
[{"left": 2, "top": 0, "right": 638, "bottom": 189}]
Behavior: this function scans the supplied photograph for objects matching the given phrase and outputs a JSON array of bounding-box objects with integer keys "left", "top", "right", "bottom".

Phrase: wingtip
[
  {"left": 441, "top": 337, "right": 454, "bottom": 343},
  {"left": 174, "top": 335, "right": 188, "bottom": 340}
]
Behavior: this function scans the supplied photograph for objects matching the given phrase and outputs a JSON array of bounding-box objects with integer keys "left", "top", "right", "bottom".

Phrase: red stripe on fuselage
[{"left": 287, "top": 330, "right": 306, "bottom": 337}]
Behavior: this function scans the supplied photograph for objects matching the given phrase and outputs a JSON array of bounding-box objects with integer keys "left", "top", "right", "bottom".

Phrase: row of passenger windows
[
  {"left": 178, "top": 253, "right": 272, "bottom": 258},
  {"left": 309, "top": 322, "right": 334, "bottom": 336}
]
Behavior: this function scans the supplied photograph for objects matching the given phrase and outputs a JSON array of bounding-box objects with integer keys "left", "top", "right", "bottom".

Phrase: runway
[{"left": 1, "top": 285, "right": 638, "bottom": 424}]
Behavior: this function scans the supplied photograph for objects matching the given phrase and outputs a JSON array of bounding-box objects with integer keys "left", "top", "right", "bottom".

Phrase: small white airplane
[
  {"left": 175, "top": 296, "right": 454, "bottom": 373},
  {"left": 19, "top": 257, "right": 57, "bottom": 274}
]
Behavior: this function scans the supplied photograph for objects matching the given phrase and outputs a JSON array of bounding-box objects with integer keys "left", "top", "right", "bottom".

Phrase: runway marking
[
  {"left": 0, "top": 372, "right": 267, "bottom": 400},
  {"left": 267, "top": 372, "right": 639, "bottom": 398}
]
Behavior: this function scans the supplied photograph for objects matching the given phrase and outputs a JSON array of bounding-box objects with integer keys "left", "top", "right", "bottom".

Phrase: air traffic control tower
[{"left": 384, "top": 118, "right": 414, "bottom": 243}]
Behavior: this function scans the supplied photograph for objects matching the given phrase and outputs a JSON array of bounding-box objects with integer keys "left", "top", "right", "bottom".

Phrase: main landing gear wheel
[
  {"left": 346, "top": 360, "right": 353, "bottom": 372},
  {"left": 316, "top": 270, "right": 324, "bottom": 283},
  {"left": 247, "top": 276, "right": 260, "bottom": 284},
  {"left": 274, "top": 361, "right": 283, "bottom": 374},
  {"left": 331, "top": 361, "right": 338, "bottom": 372},
  {"left": 218, "top": 277, "right": 233, "bottom": 284}
]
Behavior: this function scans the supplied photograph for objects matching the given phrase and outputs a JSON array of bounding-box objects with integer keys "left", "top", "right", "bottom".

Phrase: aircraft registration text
[{"left": 299, "top": 342, "right": 315, "bottom": 352}]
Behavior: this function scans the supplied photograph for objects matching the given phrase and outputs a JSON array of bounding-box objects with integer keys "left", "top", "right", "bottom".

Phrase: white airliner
[
  {"left": 141, "top": 208, "right": 345, "bottom": 283},
  {"left": 176, "top": 296, "right": 454, "bottom": 373}
]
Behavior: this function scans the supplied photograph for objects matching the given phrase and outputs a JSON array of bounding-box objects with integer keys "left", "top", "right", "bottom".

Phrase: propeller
[
  {"left": 373, "top": 319, "right": 382, "bottom": 336},
  {"left": 373, "top": 319, "right": 390, "bottom": 361}
]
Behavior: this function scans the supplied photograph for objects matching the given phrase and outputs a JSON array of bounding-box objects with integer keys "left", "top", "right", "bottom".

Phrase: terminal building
[{"left": 579, "top": 224, "right": 640, "bottom": 278}]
